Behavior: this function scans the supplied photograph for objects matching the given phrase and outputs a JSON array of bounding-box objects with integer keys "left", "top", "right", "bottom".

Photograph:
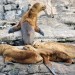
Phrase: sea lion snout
[{"left": 41, "top": 5, "right": 46, "bottom": 10}]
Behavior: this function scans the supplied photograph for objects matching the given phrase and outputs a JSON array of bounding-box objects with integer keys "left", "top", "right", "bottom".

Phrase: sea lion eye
[
  {"left": 34, "top": 5, "right": 37, "bottom": 8},
  {"left": 37, "top": 45, "right": 39, "bottom": 46},
  {"left": 28, "top": 47, "right": 29, "bottom": 48}
]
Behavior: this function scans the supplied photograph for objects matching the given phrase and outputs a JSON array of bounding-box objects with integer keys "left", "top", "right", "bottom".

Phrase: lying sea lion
[
  {"left": 24, "top": 45, "right": 74, "bottom": 64},
  {"left": 33, "top": 41, "right": 75, "bottom": 58},
  {"left": 0, "top": 44, "right": 42, "bottom": 64}
]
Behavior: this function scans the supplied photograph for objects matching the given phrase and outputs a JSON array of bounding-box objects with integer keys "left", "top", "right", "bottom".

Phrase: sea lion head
[
  {"left": 32, "top": 3, "right": 46, "bottom": 12},
  {"left": 33, "top": 41, "right": 45, "bottom": 48},
  {"left": 29, "top": 3, "right": 46, "bottom": 15}
]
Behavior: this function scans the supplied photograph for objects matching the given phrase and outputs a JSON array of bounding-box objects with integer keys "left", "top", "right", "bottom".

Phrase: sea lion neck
[{"left": 28, "top": 11, "right": 38, "bottom": 19}]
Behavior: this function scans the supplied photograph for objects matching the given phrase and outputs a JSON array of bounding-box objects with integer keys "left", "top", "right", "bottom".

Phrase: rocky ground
[{"left": 0, "top": 56, "right": 75, "bottom": 75}]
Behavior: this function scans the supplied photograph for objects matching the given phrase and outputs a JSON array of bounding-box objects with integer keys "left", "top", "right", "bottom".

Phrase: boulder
[
  {"left": 7, "top": 0, "right": 16, "bottom": 4},
  {"left": 5, "top": 11, "right": 16, "bottom": 20},
  {"left": 0, "top": 5, "right": 4, "bottom": 13},
  {"left": 4, "top": 4, "right": 12, "bottom": 11},
  {"left": 0, "top": 13, "right": 4, "bottom": 20}
]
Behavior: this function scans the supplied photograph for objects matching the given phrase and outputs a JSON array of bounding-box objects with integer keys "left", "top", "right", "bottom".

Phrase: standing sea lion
[{"left": 8, "top": 3, "right": 46, "bottom": 45}]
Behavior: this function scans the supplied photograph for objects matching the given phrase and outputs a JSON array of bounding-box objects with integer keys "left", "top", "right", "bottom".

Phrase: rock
[
  {"left": 0, "top": 29, "right": 22, "bottom": 40},
  {"left": 0, "top": 56, "right": 3, "bottom": 64},
  {"left": 4, "top": 4, "right": 12, "bottom": 11},
  {"left": 8, "top": 68, "right": 20, "bottom": 75},
  {"left": 4, "top": 4, "right": 18, "bottom": 11},
  {"left": 0, "top": 0, "right": 7, "bottom": 4},
  {"left": 0, "top": 0, "right": 3, "bottom": 4},
  {"left": 0, "top": 25, "right": 6, "bottom": 30},
  {"left": 0, "top": 13, "right": 4, "bottom": 20},
  {"left": 18, "top": 70, "right": 28, "bottom": 75},
  {"left": 5, "top": 11, "right": 16, "bottom": 20},
  {"left": 60, "top": 14, "right": 75, "bottom": 24},
  {"left": 0, "top": 73, "right": 5, "bottom": 75},
  {"left": 0, "top": 5, "right": 4, "bottom": 13},
  {"left": 30, "top": 73, "right": 52, "bottom": 75},
  {"left": 7, "top": 0, "right": 16, "bottom": 4},
  {"left": 2, "top": 65, "right": 12, "bottom": 73},
  {"left": 15, "top": 10, "right": 22, "bottom": 19},
  {"left": 11, "top": 4, "right": 18, "bottom": 10},
  {"left": 27, "top": 65, "right": 39, "bottom": 74},
  {"left": 39, "top": 64, "right": 49, "bottom": 73}
]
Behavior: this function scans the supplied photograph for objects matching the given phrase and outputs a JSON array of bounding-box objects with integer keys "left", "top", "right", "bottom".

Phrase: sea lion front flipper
[
  {"left": 8, "top": 22, "right": 21, "bottom": 33},
  {"left": 35, "top": 26, "right": 44, "bottom": 36},
  {"left": 38, "top": 28, "right": 44, "bottom": 36},
  {"left": 8, "top": 27, "right": 16, "bottom": 33}
]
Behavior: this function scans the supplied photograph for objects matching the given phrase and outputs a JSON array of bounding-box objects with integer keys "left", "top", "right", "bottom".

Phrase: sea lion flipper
[
  {"left": 39, "top": 28, "right": 44, "bottom": 36},
  {"left": 8, "top": 22, "right": 21, "bottom": 33},
  {"left": 8, "top": 27, "right": 15, "bottom": 33}
]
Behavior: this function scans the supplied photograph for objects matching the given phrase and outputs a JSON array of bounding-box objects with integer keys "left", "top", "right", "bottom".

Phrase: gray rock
[
  {"left": 13, "top": 64, "right": 28, "bottom": 70},
  {"left": 5, "top": 11, "right": 16, "bottom": 20},
  {"left": 11, "top": 4, "right": 18, "bottom": 10},
  {"left": 0, "top": 0, "right": 7, "bottom": 4},
  {"left": 39, "top": 64, "right": 49, "bottom": 73},
  {"left": 5, "top": 4, "right": 18, "bottom": 11},
  {"left": 0, "top": 56, "right": 3, "bottom": 63},
  {"left": 3, "top": 0, "right": 7, "bottom": 4},
  {"left": 8, "top": 68, "right": 20, "bottom": 75},
  {"left": 31, "top": 73, "right": 52, "bottom": 75},
  {"left": 0, "top": 73, "right": 5, "bottom": 75},
  {"left": 27, "top": 65, "right": 39, "bottom": 74},
  {"left": 7, "top": 0, "right": 16, "bottom": 4},
  {"left": 0, "top": 13, "right": 4, "bottom": 20},
  {"left": 0, "top": 5, "right": 4, "bottom": 13},
  {"left": 4, "top": 4, "right": 12, "bottom": 11},
  {"left": 18, "top": 70, "right": 28, "bottom": 75},
  {"left": 20, "top": 4, "right": 29, "bottom": 15},
  {"left": 0, "top": 0, "right": 3, "bottom": 4},
  {"left": 2, "top": 65, "right": 12, "bottom": 73},
  {"left": 15, "top": 10, "right": 22, "bottom": 19}
]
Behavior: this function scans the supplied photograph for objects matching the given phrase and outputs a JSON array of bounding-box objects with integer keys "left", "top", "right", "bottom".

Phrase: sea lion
[
  {"left": 33, "top": 41, "right": 75, "bottom": 58},
  {"left": 0, "top": 44, "right": 42, "bottom": 64},
  {"left": 8, "top": 3, "right": 46, "bottom": 45}
]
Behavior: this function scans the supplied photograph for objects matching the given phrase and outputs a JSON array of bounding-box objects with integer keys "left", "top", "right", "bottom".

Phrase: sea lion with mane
[{"left": 8, "top": 3, "right": 46, "bottom": 45}]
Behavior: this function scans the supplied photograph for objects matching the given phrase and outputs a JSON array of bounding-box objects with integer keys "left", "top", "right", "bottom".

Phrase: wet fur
[
  {"left": 33, "top": 41, "right": 75, "bottom": 58},
  {"left": 0, "top": 44, "right": 42, "bottom": 64},
  {"left": 11, "top": 3, "right": 46, "bottom": 33},
  {"left": 24, "top": 45, "right": 74, "bottom": 64}
]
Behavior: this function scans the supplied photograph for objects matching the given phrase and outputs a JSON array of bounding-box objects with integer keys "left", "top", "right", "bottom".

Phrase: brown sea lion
[
  {"left": 8, "top": 3, "right": 46, "bottom": 45},
  {"left": 33, "top": 41, "right": 75, "bottom": 58},
  {"left": 24, "top": 45, "right": 74, "bottom": 64},
  {"left": 0, "top": 44, "right": 42, "bottom": 64}
]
